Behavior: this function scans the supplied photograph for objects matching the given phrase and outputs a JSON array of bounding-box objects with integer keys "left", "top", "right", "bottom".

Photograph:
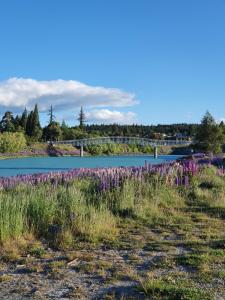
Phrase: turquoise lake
[{"left": 0, "top": 155, "right": 183, "bottom": 177}]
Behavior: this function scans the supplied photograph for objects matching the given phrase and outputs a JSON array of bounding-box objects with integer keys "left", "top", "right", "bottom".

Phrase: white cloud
[
  {"left": 0, "top": 78, "right": 138, "bottom": 112},
  {"left": 217, "top": 118, "right": 225, "bottom": 123},
  {"left": 86, "top": 109, "right": 137, "bottom": 124}
]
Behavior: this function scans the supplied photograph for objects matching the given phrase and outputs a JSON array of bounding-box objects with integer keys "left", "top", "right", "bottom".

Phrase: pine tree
[
  {"left": 77, "top": 106, "right": 86, "bottom": 129},
  {"left": 61, "top": 120, "right": 70, "bottom": 140},
  {"left": 26, "top": 111, "right": 34, "bottom": 136},
  {"left": 201, "top": 111, "right": 215, "bottom": 126},
  {"left": 14, "top": 115, "right": 22, "bottom": 130},
  {"left": 31, "top": 104, "right": 42, "bottom": 140},
  {"left": 61, "top": 120, "right": 67, "bottom": 129},
  {"left": 195, "top": 111, "right": 224, "bottom": 153},
  {"left": 33, "top": 104, "right": 41, "bottom": 129},
  {"left": 20, "top": 108, "right": 28, "bottom": 131},
  {"left": 0, "top": 111, "right": 15, "bottom": 132},
  {"left": 48, "top": 105, "right": 55, "bottom": 125},
  {"left": 25, "top": 104, "right": 42, "bottom": 140},
  {"left": 43, "top": 122, "right": 62, "bottom": 141}
]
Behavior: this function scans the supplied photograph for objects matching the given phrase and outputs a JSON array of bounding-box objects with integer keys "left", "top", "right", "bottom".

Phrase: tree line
[
  {"left": 0, "top": 105, "right": 224, "bottom": 153},
  {"left": 0, "top": 105, "right": 200, "bottom": 140},
  {"left": 0, "top": 104, "right": 61, "bottom": 142}
]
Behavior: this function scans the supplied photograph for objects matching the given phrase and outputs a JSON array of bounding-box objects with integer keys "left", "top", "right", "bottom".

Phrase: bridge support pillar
[
  {"left": 80, "top": 145, "right": 84, "bottom": 157},
  {"left": 154, "top": 146, "right": 158, "bottom": 159}
]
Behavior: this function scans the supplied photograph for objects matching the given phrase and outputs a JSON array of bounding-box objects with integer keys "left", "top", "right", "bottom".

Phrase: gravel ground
[{"left": 1, "top": 216, "right": 225, "bottom": 300}]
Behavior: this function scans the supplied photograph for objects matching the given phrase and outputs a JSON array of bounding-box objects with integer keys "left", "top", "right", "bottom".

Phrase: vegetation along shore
[{"left": 0, "top": 107, "right": 224, "bottom": 159}]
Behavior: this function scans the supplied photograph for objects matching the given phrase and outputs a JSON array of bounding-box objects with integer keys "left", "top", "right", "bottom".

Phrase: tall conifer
[
  {"left": 48, "top": 105, "right": 55, "bottom": 125},
  {"left": 20, "top": 108, "right": 28, "bottom": 130},
  {"left": 77, "top": 106, "right": 86, "bottom": 129}
]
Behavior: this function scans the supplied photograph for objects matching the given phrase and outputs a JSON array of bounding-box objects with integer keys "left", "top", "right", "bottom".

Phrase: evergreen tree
[
  {"left": 43, "top": 122, "right": 62, "bottom": 141},
  {"left": 43, "top": 108, "right": 61, "bottom": 141},
  {"left": 0, "top": 111, "right": 15, "bottom": 132},
  {"left": 26, "top": 110, "right": 34, "bottom": 137},
  {"left": 77, "top": 106, "right": 86, "bottom": 129},
  {"left": 61, "top": 120, "right": 71, "bottom": 140},
  {"left": 33, "top": 104, "right": 41, "bottom": 129},
  {"left": 219, "top": 120, "right": 225, "bottom": 127},
  {"left": 48, "top": 105, "right": 55, "bottom": 125},
  {"left": 219, "top": 121, "right": 225, "bottom": 134},
  {"left": 20, "top": 108, "right": 28, "bottom": 130},
  {"left": 31, "top": 104, "right": 42, "bottom": 140},
  {"left": 14, "top": 115, "right": 22, "bottom": 131},
  {"left": 201, "top": 111, "right": 215, "bottom": 126},
  {"left": 195, "top": 111, "right": 224, "bottom": 153},
  {"left": 61, "top": 120, "right": 67, "bottom": 129},
  {"left": 25, "top": 104, "right": 42, "bottom": 140}
]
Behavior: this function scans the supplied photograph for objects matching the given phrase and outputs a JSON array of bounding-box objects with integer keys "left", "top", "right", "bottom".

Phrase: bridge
[{"left": 55, "top": 137, "right": 192, "bottom": 158}]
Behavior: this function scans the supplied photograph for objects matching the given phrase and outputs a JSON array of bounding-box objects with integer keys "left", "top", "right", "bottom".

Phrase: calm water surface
[{"left": 0, "top": 155, "right": 183, "bottom": 177}]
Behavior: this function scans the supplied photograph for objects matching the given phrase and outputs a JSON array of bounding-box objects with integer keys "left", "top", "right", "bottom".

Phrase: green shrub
[
  {"left": 0, "top": 132, "right": 26, "bottom": 153},
  {"left": 85, "top": 143, "right": 154, "bottom": 155}
]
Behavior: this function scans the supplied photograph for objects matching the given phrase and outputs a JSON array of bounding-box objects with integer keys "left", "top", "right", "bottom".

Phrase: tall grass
[
  {"left": 190, "top": 166, "right": 225, "bottom": 208},
  {"left": 0, "top": 191, "right": 27, "bottom": 241},
  {"left": 0, "top": 166, "right": 224, "bottom": 249},
  {"left": 98, "top": 177, "right": 185, "bottom": 225},
  {"left": 0, "top": 180, "right": 117, "bottom": 245}
]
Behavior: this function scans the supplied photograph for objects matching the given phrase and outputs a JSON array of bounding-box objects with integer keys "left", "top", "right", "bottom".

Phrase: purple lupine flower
[{"left": 0, "top": 158, "right": 223, "bottom": 190}]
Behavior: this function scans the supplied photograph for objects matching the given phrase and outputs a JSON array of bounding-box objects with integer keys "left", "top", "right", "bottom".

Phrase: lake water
[{"left": 0, "top": 155, "right": 183, "bottom": 177}]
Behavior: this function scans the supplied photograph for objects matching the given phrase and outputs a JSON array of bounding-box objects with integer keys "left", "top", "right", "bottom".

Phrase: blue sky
[{"left": 0, "top": 0, "right": 224, "bottom": 126}]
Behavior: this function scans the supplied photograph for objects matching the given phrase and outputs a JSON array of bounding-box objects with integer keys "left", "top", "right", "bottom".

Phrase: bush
[
  {"left": 0, "top": 132, "right": 27, "bottom": 153},
  {"left": 85, "top": 143, "right": 153, "bottom": 155},
  {"left": 85, "top": 144, "right": 104, "bottom": 155}
]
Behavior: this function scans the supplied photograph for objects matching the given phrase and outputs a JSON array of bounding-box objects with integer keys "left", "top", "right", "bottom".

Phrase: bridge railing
[{"left": 55, "top": 136, "right": 192, "bottom": 147}]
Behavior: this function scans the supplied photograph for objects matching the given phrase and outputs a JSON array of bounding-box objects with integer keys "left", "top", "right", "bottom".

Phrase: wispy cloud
[
  {"left": 86, "top": 109, "right": 136, "bottom": 124},
  {"left": 0, "top": 78, "right": 138, "bottom": 112},
  {"left": 217, "top": 117, "right": 225, "bottom": 123}
]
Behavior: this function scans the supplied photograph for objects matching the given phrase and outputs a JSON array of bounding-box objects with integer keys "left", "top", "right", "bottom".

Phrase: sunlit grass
[{"left": 0, "top": 165, "right": 224, "bottom": 252}]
